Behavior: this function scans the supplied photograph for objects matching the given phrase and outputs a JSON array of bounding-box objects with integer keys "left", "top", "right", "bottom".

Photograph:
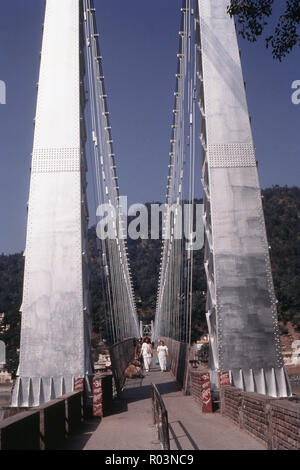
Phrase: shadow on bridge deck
[{"left": 64, "top": 365, "right": 265, "bottom": 451}]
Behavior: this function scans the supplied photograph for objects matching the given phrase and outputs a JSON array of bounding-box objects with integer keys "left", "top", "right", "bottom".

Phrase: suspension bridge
[{"left": 0, "top": 0, "right": 299, "bottom": 451}]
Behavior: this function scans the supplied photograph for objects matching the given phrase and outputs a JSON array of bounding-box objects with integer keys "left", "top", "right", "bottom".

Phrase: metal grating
[
  {"left": 208, "top": 143, "right": 256, "bottom": 168},
  {"left": 31, "top": 148, "right": 81, "bottom": 173}
]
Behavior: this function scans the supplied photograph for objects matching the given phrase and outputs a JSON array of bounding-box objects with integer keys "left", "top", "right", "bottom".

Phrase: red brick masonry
[
  {"left": 92, "top": 374, "right": 113, "bottom": 418},
  {"left": 190, "top": 370, "right": 213, "bottom": 413},
  {"left": 200, "top": 372, "right": 213, "bottom": 413},
  {"left": 190, "top": 370, "right": 202, "bottom": 406},
  {"left": 220, "top": 386, "right": 300, "bottom": 450}
]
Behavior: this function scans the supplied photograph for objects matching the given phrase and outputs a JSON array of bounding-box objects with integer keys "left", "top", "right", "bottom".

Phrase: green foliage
[
  {"left": 227, "top": 0, "right": 300, "bottom": 60},
  {"left": 127, "top": 237, "right": 162, "bottom": 320},
  {"left": 0, "top": 253, "right": 23, "bottom": 377},
  {"left": 87, "top": 226, "right": 109, "bottom": 336},
  {"left": 0, "top": 186, "right": 299, "bottom": 375}
]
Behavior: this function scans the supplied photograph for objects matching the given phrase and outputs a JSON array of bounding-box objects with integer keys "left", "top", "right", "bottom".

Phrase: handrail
[{"left": 151, "top": 383, "right": 170, "bottom": 450}]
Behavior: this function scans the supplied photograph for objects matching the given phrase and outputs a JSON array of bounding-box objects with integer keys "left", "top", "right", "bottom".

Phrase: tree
[
  {"left": 227, "top": 0, "right": 300, "bottom": 60},
  {"left": 0, "top": 187, "right": 299, "bottom": 376}
]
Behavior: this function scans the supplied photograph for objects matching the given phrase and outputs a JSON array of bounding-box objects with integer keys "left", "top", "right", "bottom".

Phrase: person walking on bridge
[
  {"left": 135, "top": 338, "right": 143, "bottom": 363},
  {"left": 156, "top": 340, "right": 169, "bottom": 372},
  {"left": 140, "top": 338, "right": 152, "bottom": 373}
]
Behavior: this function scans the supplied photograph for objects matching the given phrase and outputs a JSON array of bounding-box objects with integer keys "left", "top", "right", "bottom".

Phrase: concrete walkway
[{"left": 65, "top": 365, "right": 265, "bottom": 451}]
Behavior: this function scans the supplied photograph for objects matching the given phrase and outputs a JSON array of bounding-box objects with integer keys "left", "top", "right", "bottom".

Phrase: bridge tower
[
  {"left": 196, "top": 0, "right": 291, "bottom": 396},
  {"left": 140, "top": 321, "right": 153, "bottom": 341},
  {"left": 12, "top": 0, "right": 92, "bottom": 406}
]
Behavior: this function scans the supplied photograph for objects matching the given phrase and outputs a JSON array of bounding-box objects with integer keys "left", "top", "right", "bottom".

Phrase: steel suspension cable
[
  {"left": 83, "top": 0, "right": 139, "bottom": 343},
  {"left": 154, "top": 0, "right": 197, "bottom": 345}
]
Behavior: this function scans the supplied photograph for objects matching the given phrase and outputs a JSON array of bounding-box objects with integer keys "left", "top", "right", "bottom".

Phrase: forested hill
[
  {"left": 0, "top": 186, "right": 299, "bottom": 374},
  {"left": 263, "top": 187, "right": 300, "bottom": 328},
  {"left": 126, "top": 186, "right": 300, "bottom": 334}
]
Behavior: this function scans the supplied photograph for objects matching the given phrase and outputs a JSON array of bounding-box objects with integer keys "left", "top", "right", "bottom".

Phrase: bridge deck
[{"left": 65, "top": 365, "right": 265, "bottom": 451}]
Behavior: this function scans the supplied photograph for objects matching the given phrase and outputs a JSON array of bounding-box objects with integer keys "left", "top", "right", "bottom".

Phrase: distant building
[
  {"left": 0, "top": 314, "right": 9, "bottom": 333},
  {"left": 283, "top": 340, "right": 300, "bottom": 366},
  {"left": 0, "top": 371, "right": 12, "bottom": 384}
]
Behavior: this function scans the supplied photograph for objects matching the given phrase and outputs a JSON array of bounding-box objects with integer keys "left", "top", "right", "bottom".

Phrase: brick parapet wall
[
  {"left": 220, "top": 386, "right": 242, "bottom": 425},
  {"left": 92, "top": 373, "right": 113, "bottom": 418},
  {"left": 220, "top": 386, "right": 300, "bottom": 450},
  {"left": 242, "top": 393, "right": 270, "bottom": 444}
]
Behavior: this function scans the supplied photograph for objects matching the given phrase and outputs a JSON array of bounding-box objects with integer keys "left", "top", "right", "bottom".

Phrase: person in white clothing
[
  {"left": 140, "top": 338, "right": 152, "bottom": 373},
  {"left": 156, "top": 340, "right": 169, "bottom": 372}
]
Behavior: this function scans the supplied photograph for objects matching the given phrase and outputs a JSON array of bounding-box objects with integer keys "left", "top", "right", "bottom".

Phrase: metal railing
[{"left": 151, "top": 383, "right": 170, "bottom": 450}]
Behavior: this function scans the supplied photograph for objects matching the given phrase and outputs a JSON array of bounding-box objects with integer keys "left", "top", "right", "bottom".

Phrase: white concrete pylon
[
  {"left": 196, "top": 0, "right": 291, "bottom": 397},
  {"left": 12, "top": 0, "right": 92, "bottom": 407}
]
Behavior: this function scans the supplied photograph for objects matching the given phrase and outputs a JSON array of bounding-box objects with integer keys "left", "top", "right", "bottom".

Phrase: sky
[{"left": 0, "top": 0, "right": 299, "bottom": 255}]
